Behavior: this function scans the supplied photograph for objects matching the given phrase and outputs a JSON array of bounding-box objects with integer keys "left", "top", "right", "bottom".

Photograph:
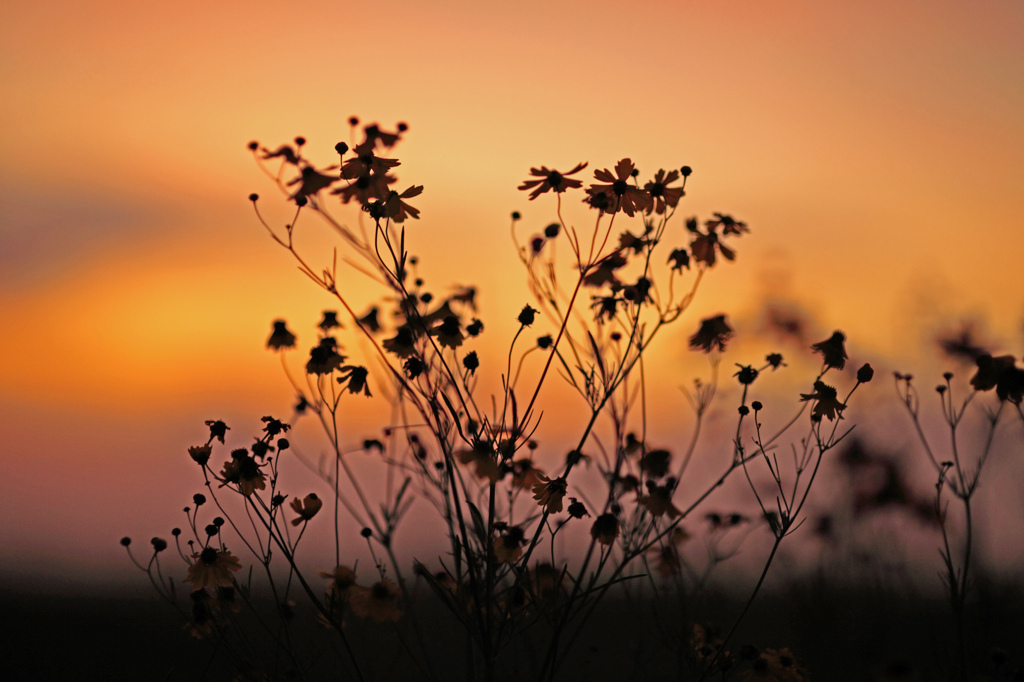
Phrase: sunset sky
[{"left": 2, "top": 0, "right": 1022, "bottom": 593}]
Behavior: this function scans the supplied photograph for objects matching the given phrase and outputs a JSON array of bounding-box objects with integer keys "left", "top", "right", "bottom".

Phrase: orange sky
[{"left": 2, "top": 0, "right": 1022, "bottom": 591}]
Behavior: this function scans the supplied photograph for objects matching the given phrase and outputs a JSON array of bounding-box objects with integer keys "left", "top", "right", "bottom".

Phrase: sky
[{"left": 1, "top": 0, "right": 1023, "bottom": 594}]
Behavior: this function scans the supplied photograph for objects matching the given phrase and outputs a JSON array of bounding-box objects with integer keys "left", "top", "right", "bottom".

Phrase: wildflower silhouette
[
  {"left": 585, "top": 158, "right": 652, "bottom": 216},
  {"left": 518, "top": 162, "right": 587, "bottom": 200},
  {"left": 186, "top": 547, "right": 242, "bottom": 591},
  {"left": 123, "top": 121, "right": 892, "bottom": 682},
  {"left": 350, "top": 579, "right": 403, "bottom": 623},
  {"left": 289, "top": 493, "right": 323, "bottom": 525},
  {"left": 267, "top": 319, "right": 297, "bottom": 350},
  {"left": 799, "top": 381, "right": 846, "bottom": 421},
  {"left": 810, "top": 330, "right": 847, "bottom": 370},
  {"left": 690, "top": 314, "right": 733, "bottom": 353}
]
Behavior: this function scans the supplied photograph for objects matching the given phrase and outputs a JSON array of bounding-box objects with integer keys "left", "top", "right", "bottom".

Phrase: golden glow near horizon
[{"left": 1, "top": 0, "right": 1023, "bottom": 583}]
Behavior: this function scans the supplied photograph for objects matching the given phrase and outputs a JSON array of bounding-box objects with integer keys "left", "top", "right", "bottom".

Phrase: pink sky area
[{"left": 1, "top": 1, "right": 1023, "bottom": 594}]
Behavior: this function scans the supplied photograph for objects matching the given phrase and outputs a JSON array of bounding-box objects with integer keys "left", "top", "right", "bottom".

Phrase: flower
[
  {"left": 517, "top": 305, "right": 538, "bottom": 326},
  {"left": 220, "top": 449, "right": 267, "bottom": 496},
  {"left": 205, "top": 420, "right": 229, "bottom": 443},
  {"left": 494, "top": 526, "right": 526, "bottom": 563},
  {"left": 289, "top": 493, "right": 323, "bottom": 526},
  {"left": 306, "top": 337, "right": 346, "bottom": 375},
  {"left": 267, "top": 320, "right": 297, "bottom": 350},
  {"left": 799, "top": 381, "right": 846, "bottom": 421},
  {"left": 640, "top": 482, "right": 681, "bottom": 519},
  {"left": 431, "top": 315, "right": 464, "bottom": 350},
  {"left": 532, "top": 475, "right": 568, "bottom": 513},
  {"left": 639, "top": 449, "right": 672, "bottom": 478},
  {"left": 288, "top": 165, "right": 338, "bottom": 200},
  {"left": 381, "top": 185, "right": 424, "bottom": 223},
  {"left": 350, "top": 579, "right": 402, "bottom": 623},
  {"left": 668, "top": 248, "right": 690, "bottom": 272},
  {"left": 689, "top": 314, "right": 733, "bottom": 353},
  {"left": 970, "top": 354, "right": 1015, "bottom": 392},
  {"left": 188, "top": 445, "right": 211, "bottom": 466},
  {"left": 319, "top": 565, "right": 357, "bottom": 603},
  {"left": 340, "top": 139, "right": 400, "bottom": 181},
  {"left": 518, "top": 162, "right": 588, "bottom": 200},
  {"left": 590, "top": 513, "right": 620, "bottom": 546},
  {"left": 810, "top": 331, "right": 847, "bottom": 370},
  {"left": 734, "top": 364, "right": 759, "bottom": 385},
  {"left": 457, "top": 444, "right": 502, "bottom": 483},
  {"left": 567, "top": 497, "right": 589, "bottom": 519},
  {"left": 357, "top": 306, "right": 381, "bottom": 333},
  {"left": 690, "top": 227, "right": 735, "bottom": 267},
  {"left": 186, "top": 547, "right": 242, "bottom": 590},
  {"left": 318, "top": 311, "right": 341, "bottom": 332},
  {"left": 383, "top": 325, "right": 418, "bottom": 358},
  {"left": 337, "top": 365, "right": 371, "bottom": 396},
  {"left": 511, "top": 459, "right": 545, "bottom": 490},
  {"left": 585, "top": 158, "right": 652, "bottom": 217},
  {"left": 857, "top": 363, "right": 874, "bottom": 383},
  {"left": 706, "top": 212, "right": 749, "bottom": 236},
  {"left": 644, "top": 169, "right": 685, "bottom": 215}
]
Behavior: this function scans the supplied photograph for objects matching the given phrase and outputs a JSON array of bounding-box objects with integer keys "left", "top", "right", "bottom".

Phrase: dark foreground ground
[{"left": 4, "top": 581, "right": 1023, "bottom": 681}]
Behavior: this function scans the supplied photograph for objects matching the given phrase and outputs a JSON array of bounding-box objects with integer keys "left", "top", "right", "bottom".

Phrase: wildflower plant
[
  {"left": 894, "top": 355, "right": 1024, "bottom": 681},
  {"left": 124, "top": 119, "right": 880, "bottom": 681}
]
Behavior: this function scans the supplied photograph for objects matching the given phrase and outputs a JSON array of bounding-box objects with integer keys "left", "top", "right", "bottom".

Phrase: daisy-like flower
[
  {"left": 799, "top": 381, "right": 846, "bottom": 421},
  {"left": 431, "top": 315, "right": 464, "bottom": 350},
  {"left": 528, "top": 563, "right": 564, "bottom": 603},
  {"left": 690, "top": 226, "right": 735, "bottom": 267},
  {"left": 357, "top": 306, "right": 381, "bottom": 334},
  {"left": 518, "top": 162, "right": 588, "bottom": 200},
  {"left": 382, "top": 185, "right": 423, "bottom": 223},
  {"left": 511, "top": 459, "right": 545, "bottom": 490},
  {"left": 288, "top": 165, "right": 338, "bottom": 200},
  {"left": 319, "top": 565, "right": 357, "bottom": 602},
  {"left": 290, "top": 493, "right": 323, "bottom": 526},
  {"left": 350, "top": 579, "right": 403, "bottom": 623},
  {"left": 640, "top": 481, "right": 681, "bottom": 519},
  {"left": 188, "top": 444, "right": 211, "bottom": 466},
  {"left": 585, "top": 158, "right": 652, "bottom": 217},
  {"left": 640, "top": 449, "right": 672, "bottom": 478},
  {"left": 590, "top": 513, "right": 620, "bottom": 546},
  {"left": 187, "top": 547, "right": 242, "bottom": 591},
  {"left": 494, "top": 526, "right": 526, "bottom": 563},
  {"left": 337, "top": 365, "right": 371, "bottom": 396},
  {"left": 706, "top": 212, "right": 749, "bottom": 236},
  {"left": 332, "top": 171, "right": 395, "bottom": 205},
  {"left": 267, "top": 320, "right": 296, "bottom": 351},
  {"left": 220, "top": 449, "right": 267, "bottom": 496},
  {"left": 306, "top": 337, "right": 346, "bottom": 375},
  {"left": 532, "top": 475, "right": 568, "bottom": 514},
  {"left": 970, "top": 354, "right": 1016, "bottom": 392},
  {"left": 457, "top": 445, "right": 503, "bottom": 483},
  {"left": 318, "top": 311, "right": 341, "bottom": 333},
  {"left": 583, "top": 251, "right": 628, "bottom": 289},
  {"left": 340, "top": 140, "right": 401, "bottom": 181},
  {"left": 261, "top": 144, "right": 299, "bottom": 165},
  {"left": 644, "top": 169, "right": 684, "bottom": 215},
  {"left": 810, "top": 331, "right": 848, "bottom": 370},
  {"left": 689, "top": 314, "right": 733, "bottom": 353},
  {"left": 383, "top": 325, "right": 418, "bottom": 358},
  {"left": 668, "top": 248, "right": 690, "bottom": 272}
]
